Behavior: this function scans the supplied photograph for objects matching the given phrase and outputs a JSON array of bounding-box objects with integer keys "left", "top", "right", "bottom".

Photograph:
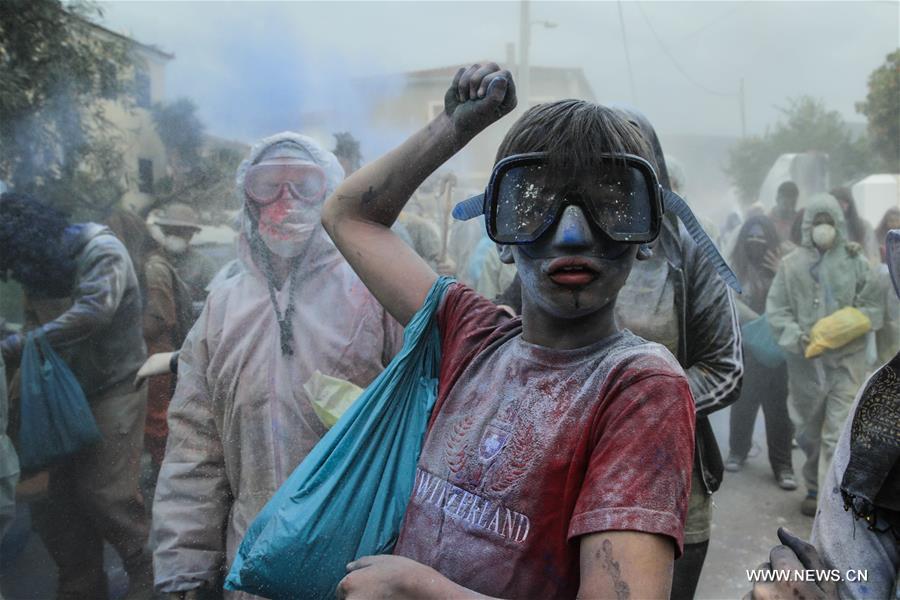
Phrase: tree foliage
[
  {"left": 856, "top": 49, "right": 900, "bottom": 171},
  {"left": 149, "top": 97, "right": 244, "bottom": 216},
  {"left": 151, "top": 98, "right": 205, "bottom": 187},
  {"left": 0, "top": 0, "right": 136, "bottom": 219},
  {"left": 725, "top": 96, "right": 881, "bottom": 203}
]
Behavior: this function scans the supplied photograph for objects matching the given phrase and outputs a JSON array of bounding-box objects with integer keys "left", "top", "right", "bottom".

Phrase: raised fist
[{"left": 443, "top": 63, "right": 517, "bottom": 144}]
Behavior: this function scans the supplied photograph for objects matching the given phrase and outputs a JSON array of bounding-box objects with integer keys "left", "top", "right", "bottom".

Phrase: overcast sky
[{"left": 99, "top": 1, "right": 898, "bottom": 145}]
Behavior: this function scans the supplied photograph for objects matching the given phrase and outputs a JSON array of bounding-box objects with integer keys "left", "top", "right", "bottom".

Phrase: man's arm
[
  {"left": 1, "top": 235, "right": 130, "bottom": 361},
  {"left": 682, "top": 226, "right": 743, "bottom": 415},
  {"left": 322, "top": 63, "right": 516, "bottom": 325},
  {"left": 578, "top": 531, "right": 674, "bottom": 599},
  {"left": 336, "top": 531, "right": 672, "bottom": 600},
  {"left": 766, "top": 261, "right": 805, "bottom": 353},
  {"left": 152, "top": 306, "right": 231, "bottom": 594},
  {"left": 852, "top": 257, "right": 885, "bottom": 332}
]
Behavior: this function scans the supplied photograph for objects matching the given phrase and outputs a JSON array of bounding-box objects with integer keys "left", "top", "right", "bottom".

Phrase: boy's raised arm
[{"left": 321, "top": 63, "right": 516, "bottom": 325}]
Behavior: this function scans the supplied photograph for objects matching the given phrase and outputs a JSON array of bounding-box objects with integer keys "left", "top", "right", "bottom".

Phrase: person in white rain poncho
[{"left": 152, "top": 132, "right": 403, "bottom": 597}]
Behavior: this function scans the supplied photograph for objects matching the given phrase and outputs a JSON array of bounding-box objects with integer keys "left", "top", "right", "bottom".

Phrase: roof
[
  {"left": 389, "top": 61, "right": 596, "bottom": 100},
  {"left": 404, "top": 61, "right": 585, "bottom": 81},
  {"left": 74, "top": 13, "right": 174, "bottom": 61}
]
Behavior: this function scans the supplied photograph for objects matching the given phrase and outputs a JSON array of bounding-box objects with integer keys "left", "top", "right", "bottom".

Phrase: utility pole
[
  {"left": 739, "top": 77, "right": 747, "bottom": 138},
  {"left": 518, "top": 0, "right": 531, "bottom": 115},
  {"left": 617, "top": 0, "right": 638, "bottom": 105}
]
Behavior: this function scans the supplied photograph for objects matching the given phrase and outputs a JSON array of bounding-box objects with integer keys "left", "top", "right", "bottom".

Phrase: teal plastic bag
[
  {"left": 18, "top": 332, "right": 101, "bottom": 471},
  {"left": 741, "top": 315, "right": 786, "bottom": 369},
  {"left": 225, "top": 276, "right": 453, "bottom": 600}
]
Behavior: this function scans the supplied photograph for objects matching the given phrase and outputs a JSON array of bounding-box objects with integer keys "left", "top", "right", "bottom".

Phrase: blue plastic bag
[
  {"left": 225, "top": 276, "right": 454, "bottom": 600},
  {"left": 18, "top": 332, "right": 101, "bottom": 471},
  {"left": 741, "top": 315, "right": 786, "bottom": 369}
]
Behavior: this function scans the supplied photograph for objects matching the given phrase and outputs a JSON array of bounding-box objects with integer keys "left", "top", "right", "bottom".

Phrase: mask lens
[
  {"left": 493, "top": 163, "right": 558, "bottom": 243},
  {"left": 245, "top": 163, "right": 326, "bottom": 204},
  {"left": 583, "top": 162, "right": 653, "bottom": 240},
  {"left": 289, "top": 169, "right": 326, "bottom": 200},
  {"left": 487, "top": 154, "right": 659, "bottom": 244},
  {"left": 245, "top": 168, "right": 282, "bottom": 204}
]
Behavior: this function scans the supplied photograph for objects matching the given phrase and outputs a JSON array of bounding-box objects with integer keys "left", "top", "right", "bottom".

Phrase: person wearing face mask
[
  {"left": 151, "top": 132, "right": 403, "bottom": 598},
  {"left": 150, "top": 203, "right": 217, "bottom": 305},
  {"left": 724, "top": 216, "right": 796, "bottom": 490},
  {"left": 767, "top": 193, "right": 883, "bottom": 517},
  {"left": 745, "top": 229, "right": 900, "bottom": 600}
]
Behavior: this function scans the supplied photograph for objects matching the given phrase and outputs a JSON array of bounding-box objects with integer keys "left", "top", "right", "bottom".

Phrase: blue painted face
[{"left": 504, "top": 203, "right": 636, "bottom": 320}]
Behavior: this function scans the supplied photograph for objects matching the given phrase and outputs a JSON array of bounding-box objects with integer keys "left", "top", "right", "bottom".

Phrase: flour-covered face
[{"left": 246, "top": 144, "right": 327, "bottom": 257}]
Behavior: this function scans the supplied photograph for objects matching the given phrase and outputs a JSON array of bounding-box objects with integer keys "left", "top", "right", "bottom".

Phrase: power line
[
  {"left": 634, "top": 1, "right": 737, "bottom": 98},
  {"left": 683, "top": 4, "right": 747, "bottom": 41},
  {"left": 617, "top": 0, "right": 639, "bottom": 105}
]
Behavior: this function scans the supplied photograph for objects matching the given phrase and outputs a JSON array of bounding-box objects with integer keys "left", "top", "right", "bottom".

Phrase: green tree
[
  {"left": 725, "top": 96, "right": 881, "bottom": 203},
  {"left": 151, "top": 98, "right": 206, "bottom": 190},
  {"left": 0, "top": 0, "right": 136, "bottom": 218},
  {"left": 153, "top": 145, "right": 244, "bottom": 216},
  {"left": 151, "top": 97, "right": 246, "bottom": 216},
  {"left": 153, "top": 98, "right": 242, "bottom": 213},
  {"left": 856, "top": 49, "right": 900, "bottom": 171}
]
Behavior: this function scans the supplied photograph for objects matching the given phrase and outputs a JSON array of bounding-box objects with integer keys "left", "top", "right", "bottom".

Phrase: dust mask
[
  {"left": 812, "top": 224, "right": 836, "bottom": 250},
  {"left": 258, "top": 217, "right": 318, "bottom": 257},
  {"left": 164, "top": 236, "right": 189, "bottom": 255}
]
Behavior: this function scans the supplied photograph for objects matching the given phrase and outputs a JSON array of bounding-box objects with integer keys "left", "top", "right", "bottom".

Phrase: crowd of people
[{"left": 0, "top": 62, "right": 897, "bottom": 599}]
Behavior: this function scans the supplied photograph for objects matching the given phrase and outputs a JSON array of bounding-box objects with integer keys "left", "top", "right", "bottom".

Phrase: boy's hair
[{"left": 495, "top": 100, "right": 657, "bottom": 187}]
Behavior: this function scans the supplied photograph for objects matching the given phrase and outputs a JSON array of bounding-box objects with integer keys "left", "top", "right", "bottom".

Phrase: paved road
[{"left": 696, "top": 409, "right": 813, "bottom": 600}]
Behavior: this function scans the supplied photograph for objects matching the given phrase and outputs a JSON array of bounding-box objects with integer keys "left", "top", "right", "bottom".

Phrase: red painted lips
[{"left": 546, "top": 257, "right": 601, "bottom": 288}]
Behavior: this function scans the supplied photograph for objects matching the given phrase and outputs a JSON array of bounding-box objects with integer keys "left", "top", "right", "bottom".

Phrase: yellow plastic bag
[
  {"left": 805, "top": 307, "right": 872, "bottom": 358},
  {"left": 303, "top": 371, "right": 364, "bottom": 429}
]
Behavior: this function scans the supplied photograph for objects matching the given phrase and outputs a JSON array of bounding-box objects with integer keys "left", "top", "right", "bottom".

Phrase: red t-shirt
[{"left": 393, "top": 284, "right": 696, "bottom": 599}]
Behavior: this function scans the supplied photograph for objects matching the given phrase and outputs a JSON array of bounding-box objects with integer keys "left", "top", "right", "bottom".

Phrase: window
[
  {"left": 138, "top": 158, "right": 154, "bottom": 193},
  {"left": 135, "top": 69, "right": 151, "bottom": 108}
]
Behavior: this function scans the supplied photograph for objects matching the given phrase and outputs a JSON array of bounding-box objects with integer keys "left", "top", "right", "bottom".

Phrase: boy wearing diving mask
[
  {"left": 323, "top": 63, "right": 702, "bottom": 598},
  {"left": 767, "top": 193, "right": 883, "bottom": 517}
]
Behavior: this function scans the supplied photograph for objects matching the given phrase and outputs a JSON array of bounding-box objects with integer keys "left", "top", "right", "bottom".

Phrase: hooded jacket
[
  {"left": 612, "top": 108, "right": 743, "bottom": 495},
  {"left": 767, "top": 193, "right": 883, "bottom": 358},
  {"left": 152, "top": 133, "right": 403, "bottom": 594},
  {"left": 9, "top": 223, "right": 147, "bottom": 398}
]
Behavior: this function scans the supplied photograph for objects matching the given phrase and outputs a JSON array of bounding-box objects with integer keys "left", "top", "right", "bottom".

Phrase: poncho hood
[
  {"left": 801, "top": 193, "right": 847, "bottom": 249},
  {"left": 234, "top": 131, "right": 345, "bottom": 275}
]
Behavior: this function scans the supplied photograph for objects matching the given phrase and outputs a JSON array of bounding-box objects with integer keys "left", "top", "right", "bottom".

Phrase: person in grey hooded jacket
[
  {"left": 151, "top": 133, "right": 402, "bottom": 599},
  {"left": 611, "top": 108, "right": 743, "bottom": 600},
  {"left": 0, "top": 192, "right": 151, "bottom": 599},
  {"left": 767, "top": 192, "right": 883, "bottom": 517}
]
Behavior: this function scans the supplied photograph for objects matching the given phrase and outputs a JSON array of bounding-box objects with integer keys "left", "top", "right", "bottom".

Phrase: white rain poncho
[
  {"left": 766, "top": 193, "right": 883, "bottom": 492},
  {"left": 152, "top": 132, "right": 403, "bottom": 595}
]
